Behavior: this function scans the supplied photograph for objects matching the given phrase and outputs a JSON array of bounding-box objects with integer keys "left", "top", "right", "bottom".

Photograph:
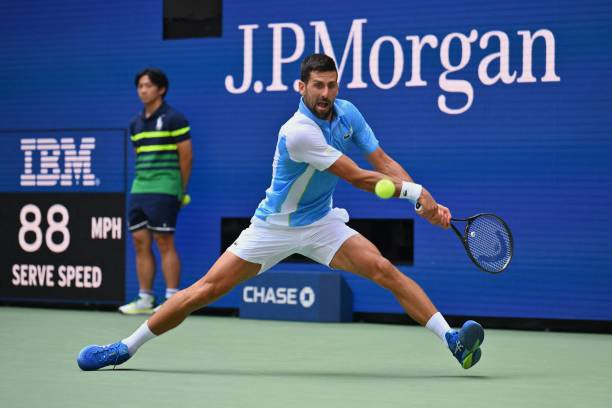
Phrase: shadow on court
[{"left": 101, "top": 367, "right": 500, "bottom": 381}]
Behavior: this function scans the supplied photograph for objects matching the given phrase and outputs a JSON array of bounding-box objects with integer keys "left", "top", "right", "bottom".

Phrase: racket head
[{"left": 452, "top": 213, "right": 513, "bottom": 274}]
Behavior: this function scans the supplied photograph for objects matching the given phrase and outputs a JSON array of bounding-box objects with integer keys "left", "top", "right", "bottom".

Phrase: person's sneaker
[
  {"left": 77, "top": 341, "right": 131, "bottom": 371},
  {"left": 118, "top": 297, "right": 154, "bottom": 315},
  {"left": 445, "top": 320, "right": 485, "bottom": 369}
]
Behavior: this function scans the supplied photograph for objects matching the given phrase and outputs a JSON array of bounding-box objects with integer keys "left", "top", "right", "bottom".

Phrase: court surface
[{"left": 1, "top": 306, "right": 610, "bottom": 408}]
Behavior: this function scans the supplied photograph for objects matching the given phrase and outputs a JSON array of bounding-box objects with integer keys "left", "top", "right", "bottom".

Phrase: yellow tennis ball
[
  {"left": 182, "top": 193, "right": 191, "bottom": 206},
  {"left": 375, "top": 179, "right": 395, "bottom": 199}
]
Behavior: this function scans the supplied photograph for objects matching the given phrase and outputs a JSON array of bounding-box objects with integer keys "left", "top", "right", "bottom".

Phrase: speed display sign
[{"left": 0, "top": 129, "right": 126, "bottom": 304}]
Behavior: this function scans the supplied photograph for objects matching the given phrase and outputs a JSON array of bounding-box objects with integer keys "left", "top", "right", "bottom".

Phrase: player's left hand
[{"left": 436, "top": 204, "right": 451, "bottom": 229}]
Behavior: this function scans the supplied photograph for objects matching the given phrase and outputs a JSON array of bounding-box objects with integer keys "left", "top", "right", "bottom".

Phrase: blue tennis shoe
[
  {"left": 445, "top": 320, "right": 484, "bottom": 369},
  {"left": 77, "top": 341, "right": 131, "bottom": 371}
]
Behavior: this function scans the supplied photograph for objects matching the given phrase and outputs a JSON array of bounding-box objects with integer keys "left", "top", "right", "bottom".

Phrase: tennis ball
[
  {"left": 181, "top": 193, "right": 191, "bottom": 206},
  {"left": 374, "top": 179, "right": 395, "bottom": 199}
]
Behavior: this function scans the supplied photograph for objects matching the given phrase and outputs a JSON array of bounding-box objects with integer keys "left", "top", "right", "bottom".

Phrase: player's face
[
  {"left": 137, "top": 75, "right": 165, "bottom": 105},
  {"left": 300, "top": 70, "right": 339, "bottom": 120}
]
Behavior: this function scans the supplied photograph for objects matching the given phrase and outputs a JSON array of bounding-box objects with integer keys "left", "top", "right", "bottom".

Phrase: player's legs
[
  {"left": 330, "top": 233, "right": 437, "bottom": 325},
  {"left": 148, "top": 251, "right": 260, "bottom": 335},
  {"left": 153, "top": 232, "right": 180, "bottom": 290},
  {"left": 77, "top": 219, "right": 300, "bottom": 370},
  {"left": 301, "top": 211, "right": 484, "bottom": 369},
  {"left": 330, "top": 234, "right": 483, "bottom": 369}
]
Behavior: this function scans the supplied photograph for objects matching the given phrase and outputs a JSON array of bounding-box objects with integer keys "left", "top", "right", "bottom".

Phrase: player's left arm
[
  {"left": 365, "top": 147, "right": 450, "bottom": 226},
  {"left": 367, "top": 146, "right": 414, "bottom": 182},
  {"left": 327, "top": 155, "right": 449, "bottom": 228},
  {"left": 344, "top": 101, "right": 449, "bottom": 225},
  {"left": 176, "top": 139, "right": 192, "bottom": 193},
  {"left": 170, "top": 112, "right": 193, "bottom": 194}
]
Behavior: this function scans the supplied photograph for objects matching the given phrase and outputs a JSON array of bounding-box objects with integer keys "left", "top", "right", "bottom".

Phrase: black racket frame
[{"left": 450, "top": 213, "right": 514, "bottom": 274}]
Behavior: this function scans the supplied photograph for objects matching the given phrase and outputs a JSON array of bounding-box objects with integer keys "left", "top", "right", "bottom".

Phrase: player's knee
[
  {"left": 132, "top": 235, "right": 151, "bottom": 253},
  {"left": 370, "top": 257, "right": 397, "bottom": 288},
  {"left": 181, "top": 284, "right": 210, "bottom": 310},
  {"left": 187, "top": 280, "right": 224, "bottom": 308},
  {"left": 154, "top": 234, "right": 175, "bottom": 253}
]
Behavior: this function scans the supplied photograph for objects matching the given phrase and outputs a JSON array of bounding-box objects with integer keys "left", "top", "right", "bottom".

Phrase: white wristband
[{"left": 399, "top": 181, "right": 422, "bottom": 203}]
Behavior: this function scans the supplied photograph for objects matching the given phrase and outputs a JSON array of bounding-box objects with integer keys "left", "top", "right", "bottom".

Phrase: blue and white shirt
[{"left": 253, "top": 98, "right": 379, "bottom": 227}]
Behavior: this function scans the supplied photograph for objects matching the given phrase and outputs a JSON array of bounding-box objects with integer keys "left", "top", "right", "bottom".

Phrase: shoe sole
[
  {"left": 462, "top": 348, "right": 482, "bottom": 369},
  {"left": 118, "top": 308, "right": 154, "bottom": 315},
  {"left": 459, "top": 321, "right": 485, "bottom": 369}
]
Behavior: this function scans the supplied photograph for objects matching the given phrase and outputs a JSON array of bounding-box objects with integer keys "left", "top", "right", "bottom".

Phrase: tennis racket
[{"left": 450, "top": 214, "right": 513, "bottom": 274}]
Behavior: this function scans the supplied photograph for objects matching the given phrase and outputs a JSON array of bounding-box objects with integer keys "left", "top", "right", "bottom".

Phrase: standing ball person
[
  {"left": 119, "top": 68, "right": 193, "bottom": 315},
  {"left": 79, "top": 55, "right": 483, "bottom": 371}
]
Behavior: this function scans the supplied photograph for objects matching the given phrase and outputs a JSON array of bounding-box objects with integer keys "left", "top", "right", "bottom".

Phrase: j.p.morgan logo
[
  {"left": 243, "top": 286, "right": 316, "bottom": 308},
  {"left": 20, "top": 137, "right": 97, "bottom": 187},
  {"left": 225, "top": 19, "right": 561, "bottom": 115}
]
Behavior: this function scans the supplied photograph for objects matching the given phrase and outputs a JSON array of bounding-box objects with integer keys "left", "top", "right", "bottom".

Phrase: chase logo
[
  {"left": 20, "top": 137, "right": 97, "bottom": 187},
  {"left": 298, "top": 286, "right": 315, "bottom": 308},
  {"left": 243, "top": 286, "right": 316, "bottom": 308}
]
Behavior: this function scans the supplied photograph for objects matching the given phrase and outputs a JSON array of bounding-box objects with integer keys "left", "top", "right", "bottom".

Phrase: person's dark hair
[
  {"left": 300, "top": 54, "right": 337, "bottom": 83},
  {"left": 134, "top": 68, "right": 169, "bottom": 97}
]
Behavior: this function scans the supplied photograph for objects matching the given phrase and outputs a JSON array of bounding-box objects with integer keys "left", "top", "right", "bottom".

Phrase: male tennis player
[{"left": 77, "top": 54, "right": 484, "bottom": 371}]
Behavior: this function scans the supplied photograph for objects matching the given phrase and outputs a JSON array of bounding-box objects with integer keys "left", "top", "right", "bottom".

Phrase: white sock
[
  {"left": 121, "top": 321, "right": 157, "bottom": 355},
  {"left": 165, "top": 288, "right": 179, "bottom": 300},
  {"left": 138, "top": 291, "right": 154, "bottom": 304},
  {"left": 426, "top": 312, "right": 452, "bottom": 345}
]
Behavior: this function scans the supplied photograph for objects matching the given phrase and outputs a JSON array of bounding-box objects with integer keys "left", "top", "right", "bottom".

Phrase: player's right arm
[{"left": 327, "top": 154, "right": 449, "bottom": 228}]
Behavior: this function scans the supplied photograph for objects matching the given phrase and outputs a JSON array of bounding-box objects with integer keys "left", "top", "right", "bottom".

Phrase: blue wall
[{"left": 1, "top": 0, "right": 611, "bottom": 320}]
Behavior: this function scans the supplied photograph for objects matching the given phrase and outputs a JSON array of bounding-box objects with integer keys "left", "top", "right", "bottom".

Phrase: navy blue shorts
[{"left": 128, "top": 193, "right": 181, "bottom": 234}]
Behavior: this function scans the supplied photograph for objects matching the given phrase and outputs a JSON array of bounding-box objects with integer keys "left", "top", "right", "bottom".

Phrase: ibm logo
[{"left": 20, "top": 137, "right": 97, "bottom": 187}]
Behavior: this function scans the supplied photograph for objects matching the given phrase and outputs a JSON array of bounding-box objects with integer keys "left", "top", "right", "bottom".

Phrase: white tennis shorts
[{"left": 226, "top": 208, "right": 358, "bottom": 273}]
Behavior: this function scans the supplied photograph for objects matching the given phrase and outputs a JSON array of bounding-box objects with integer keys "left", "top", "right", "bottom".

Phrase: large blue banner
[{"left": 1, "top": 0, "right": 611, "bottom": 320}]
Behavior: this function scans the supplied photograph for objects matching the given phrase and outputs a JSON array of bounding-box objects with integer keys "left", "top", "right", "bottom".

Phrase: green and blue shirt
[{"left": 129, "top": 102, "right": 191, "bottom": 198}]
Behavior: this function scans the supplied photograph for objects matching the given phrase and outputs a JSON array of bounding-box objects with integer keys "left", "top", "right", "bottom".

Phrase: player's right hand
[{"left": 416, "top": 188, "right": 449, "bottom": 229}]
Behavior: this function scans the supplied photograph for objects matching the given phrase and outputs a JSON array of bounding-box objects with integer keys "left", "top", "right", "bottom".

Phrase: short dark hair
[
  {"left": 135, "top": 68, "right": 169, "bottom": 97},
  {"left": 300, "top": 54, "right": 337, "bottom": 83}
]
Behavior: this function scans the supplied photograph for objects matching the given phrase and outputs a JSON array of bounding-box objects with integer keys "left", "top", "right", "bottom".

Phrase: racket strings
[{"left": 466, "top": 215, "right": 512, "bottom": 273}]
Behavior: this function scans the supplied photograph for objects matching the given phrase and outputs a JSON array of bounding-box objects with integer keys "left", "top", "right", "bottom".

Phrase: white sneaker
[{"left": 118, "top": 297, "right": 155, "bottom": 315}]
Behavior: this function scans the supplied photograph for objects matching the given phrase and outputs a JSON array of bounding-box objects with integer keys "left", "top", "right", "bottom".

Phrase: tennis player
[{"left": 77, "top": 54, "right": 484, "bottom": 371}]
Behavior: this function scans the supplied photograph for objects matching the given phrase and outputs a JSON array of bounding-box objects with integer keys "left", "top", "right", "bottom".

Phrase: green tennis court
[{"left": 1, "top": 306, "right": 610, "bottom": 408}]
